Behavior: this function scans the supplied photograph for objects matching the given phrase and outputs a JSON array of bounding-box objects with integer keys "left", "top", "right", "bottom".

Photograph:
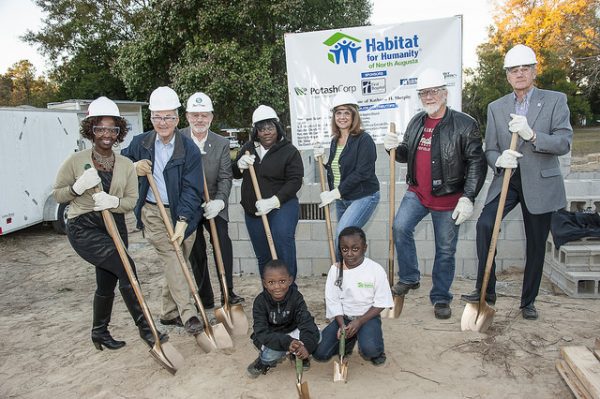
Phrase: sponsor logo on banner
[
  {"left": 323, "top": 32, "right": 362, "bottom": 64},
  {"left": 399, "top": 77, "right": 418, "bottom": 86},
  {"left": 294, "top": 87, "right": 308, "bottom": 96},
  {"left": 362, "top": 78, "right": 386, "bottom": 95}
]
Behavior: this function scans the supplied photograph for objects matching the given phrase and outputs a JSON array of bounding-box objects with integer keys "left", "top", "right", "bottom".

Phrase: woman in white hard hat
[
  {"left": 315, "top": 92, "right": 380, "bottom": 259},
  {"left": 233, "top": 105, "right": 304, "bottom": 280},
  {"left": 53, "top": 96, "right": 167, "bottom": 351}
]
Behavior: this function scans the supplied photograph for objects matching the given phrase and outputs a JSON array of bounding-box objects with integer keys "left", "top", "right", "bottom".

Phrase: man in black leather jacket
[{"left": 384, "top": 68, "right": 487, "bottom": 319}]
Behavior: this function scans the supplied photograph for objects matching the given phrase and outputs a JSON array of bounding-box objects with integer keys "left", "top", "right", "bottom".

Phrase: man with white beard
[{"left": 383, "top": 68, "right": 487, "bottom": 319}]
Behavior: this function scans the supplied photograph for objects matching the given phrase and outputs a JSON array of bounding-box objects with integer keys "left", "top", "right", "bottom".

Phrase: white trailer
[{"left": 0, "top": 107, "right": 81, "bottom": 235}]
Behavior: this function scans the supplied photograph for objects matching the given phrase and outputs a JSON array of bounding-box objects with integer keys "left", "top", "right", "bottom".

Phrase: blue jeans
[
  {"left": 334, "top": 191, "right": 380, "bottom": 260},
  {"left": 393, "top": 190, "right": 459, "bottom": 304},
  {"left": 260, "top": 346, "right": 288, "bottom": 366},
  {"left": 313, "top": 316, "right": 384, "bottom": 361},
  {"left": 245, "top": 197, "right": 299, "bottom": 280}
]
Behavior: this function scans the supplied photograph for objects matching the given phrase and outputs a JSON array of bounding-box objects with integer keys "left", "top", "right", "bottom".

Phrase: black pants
[
  {"left": 475, "top": 169, "right": 552, "bottom": 308},
  {"left": 188, "top": 216, "right": 234, "bottom": 307},
  {"left": 95, "top": 251, "right": 137, "bottom": 297}
]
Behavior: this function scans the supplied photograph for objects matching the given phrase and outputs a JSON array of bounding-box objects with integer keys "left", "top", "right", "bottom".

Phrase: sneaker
[
  {"left": 159, "top": 316, "right": 183, "bottom": 327},
  {"left": 433, "top": 303, "right": 451, "bottom": 319},
  {"left": 460, "top": 290, "right": 497, "bottom": 305},
  {"left": 391, "top": 281, "right": 420, "bottom": 296},
  {"left": 371, "top": 353, "right": 386, "bottom": 366},
  {"left": 521, "top": 303, "right": 538, "bottom": 320},
  {"left": 183, "top": 316, "right": 204, "bottom": 334},
  {"left": 247, "top": 357, "right": 271, "bottom": 378}
]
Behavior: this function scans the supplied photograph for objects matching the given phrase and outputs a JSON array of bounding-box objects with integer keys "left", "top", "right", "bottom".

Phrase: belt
[{"left": 145, "top": 200, "right": 169, "bottom": 208}]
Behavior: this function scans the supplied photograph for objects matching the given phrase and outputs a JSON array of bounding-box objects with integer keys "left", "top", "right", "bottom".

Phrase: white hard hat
[
  {"left": 86, "top": 96, "right": 120, "bottom": 118},
  {"left": 252, "top": 105, "right": 279, "bottom": 125},
  {"left": 186, "top": 92, "right": 213, "bottom": 112},
  {"left": 149, "top": 86, "right": 181, "bottom": 111},
  {"left": 331, "top": 92, "right": 359, "bottom": 110},
  {"left": 504, "top": 44, "right": 537, "bottom": 69},
  {"left": 416, "top": 68, "right": 446, "bottom": 91}
]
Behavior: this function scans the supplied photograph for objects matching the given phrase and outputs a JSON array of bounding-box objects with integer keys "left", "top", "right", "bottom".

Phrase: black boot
[
  {"left": 91, "top": 293, "right": 126, "bottom": 350},
  {"left": 120, "top": 285, "right": 168, "bottom": 348}
]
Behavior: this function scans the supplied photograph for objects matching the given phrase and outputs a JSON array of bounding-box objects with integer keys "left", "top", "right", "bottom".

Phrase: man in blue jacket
[{"left": 122, "top": 86, "right": 204, "bottom": 335}]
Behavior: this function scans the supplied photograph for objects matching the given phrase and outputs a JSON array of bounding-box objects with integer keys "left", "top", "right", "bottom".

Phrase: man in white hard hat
[
  {"left": 461, "top": 44, "right": 573, "bottom": 320},
  {"left": 122, "top": 86, "right": 204, "bottom": 334},
  {"left": 384, "top": 68, "right": 487, "bottom": 319},
  {"left": 181, "top": 92, "right": 244, "bottom": 309}
]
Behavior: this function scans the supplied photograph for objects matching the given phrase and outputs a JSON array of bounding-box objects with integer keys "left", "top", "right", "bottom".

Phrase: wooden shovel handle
[
  {"left": 201, "top": 172, "right": 231, "bottom": 307},
  {"left": 388, "top": 122, "right": 396, "bottom": 286},
  {"left": 479, "top": 132, "right": 519, "bottom": 307},
  {"left": 245, "top": 151, "right": 278, "bottom": 260},
  {"left": 317, "top": 155, "right": 337, "bottom": 265}
]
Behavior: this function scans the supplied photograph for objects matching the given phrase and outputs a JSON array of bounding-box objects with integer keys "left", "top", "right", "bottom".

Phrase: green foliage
[{"left": 0, "top": 60, "right": 58, "bottom": 107}]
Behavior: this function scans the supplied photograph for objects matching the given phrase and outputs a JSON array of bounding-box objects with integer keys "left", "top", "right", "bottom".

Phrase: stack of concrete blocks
[
  {"left": 228, "top": 146, "right": 596, "bottom": 281},
  {"left": 543, "top": 184, "right": 600, "bottom": 298}
]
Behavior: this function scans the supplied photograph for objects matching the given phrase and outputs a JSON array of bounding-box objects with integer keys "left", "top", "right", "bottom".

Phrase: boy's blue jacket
[{"left": 251, "top": 286, "right": 320, "bottom": 353}]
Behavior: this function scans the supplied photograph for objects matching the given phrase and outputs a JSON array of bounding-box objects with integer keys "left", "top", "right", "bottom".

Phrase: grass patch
[{"left": 572, "top": 127, "right": 600, "bottom": 158}]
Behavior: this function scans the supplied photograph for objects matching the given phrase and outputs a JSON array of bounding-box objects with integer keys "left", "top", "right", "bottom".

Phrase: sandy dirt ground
[{"left": 1, "top": 216, "right": 599, "bottom": 399}]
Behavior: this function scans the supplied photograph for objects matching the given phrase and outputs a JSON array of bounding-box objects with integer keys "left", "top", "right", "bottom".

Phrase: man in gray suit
[
  {"left": 182, "top": 92, "right": 244, "bottom": 310},
  {"left": 462, "top": 44, "right": 573, "bottom": 320}
]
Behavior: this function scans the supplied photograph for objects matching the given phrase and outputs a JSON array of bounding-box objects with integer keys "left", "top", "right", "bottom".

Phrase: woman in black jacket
[
  {"left": 233, "top": 105, "right": 304, "bottom": 279},
  {"left": 316, "top": 92, "right": 380, "bottom": 259}
]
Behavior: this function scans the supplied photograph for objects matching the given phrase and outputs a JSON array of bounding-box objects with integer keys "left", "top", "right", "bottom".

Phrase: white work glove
[
  {"left": 92, "top": 191, "right": 120, "bottom": 211},
  {"left": 451, "top": 197, "right": 474, "bottom": 226},
  {"left": 383, "top": 132, "right": 399, "bottom": 151},
  {"left": 202, "top": 199, "right": 225, "bottom": 219},
  {"left": 509, "top": 114, "right": 534, "bottom": 141},
  {"left": 255, "top": 196, "right": 280, "bottom": 216},
  {"left": 319, "top": 188, "right": 341, "bottom": 208},
  {"left": 313, "top": 143, "right": 325, "bottom": 159},
  {"left": 495, "top": 149, "right": 523, "bottom": 169},
  {"left": 72, "top": 167, "right": 101, "bottom": 195},
  {"left": 171, "top": 220, "right": 188, "bottom": 246},
  {"left": 133, "top": 159, "right": 152, "bottom": 176},
  {"left": 237, "top": 154, "right": 256, "bottom": 170}
]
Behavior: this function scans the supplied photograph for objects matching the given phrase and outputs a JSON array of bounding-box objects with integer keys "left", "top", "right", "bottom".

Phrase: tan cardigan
[{"left": 53, "top": 149, "right": 138, "bottom": 219}]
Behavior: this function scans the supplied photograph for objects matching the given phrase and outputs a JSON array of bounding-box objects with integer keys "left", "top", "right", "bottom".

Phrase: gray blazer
[
  {"left": 484, "top": 87, "right": 573, "bottom": 214},
  {"left": 181, "top": 127, "right": 233, "bottom": 221}
]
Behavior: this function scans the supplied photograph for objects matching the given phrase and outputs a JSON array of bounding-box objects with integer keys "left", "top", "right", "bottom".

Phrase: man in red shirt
[{"left": 384, "top": 68, "right": 487, "bottom": 319}]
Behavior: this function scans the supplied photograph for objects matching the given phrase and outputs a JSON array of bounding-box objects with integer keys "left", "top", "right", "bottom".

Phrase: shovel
[
  {"left": 316, "top": 154, "right": 337, "bottom": 266},
  {"left": 461, "top": 132, "right": 519, "bottom": 333},
  {"left": 380, "top": 122, "right": 403, "bottom": 319},
  {"left": 146, "top": 173, "right": 233, "bottom": 352},
  {"left": 295, "top": 356, "right": 311, "bottom": 399},
  {"left": 88, "top": 173, "right": 183, "bottom": 374},
  {"left": 246, "top": 151, "right": 278, "bottom": 260},
  {"left": 333, "top": 328, "right": 349, "bottom": 382},
  {"left": 202, "top": 173, "right": 249, "bottom": 336}
]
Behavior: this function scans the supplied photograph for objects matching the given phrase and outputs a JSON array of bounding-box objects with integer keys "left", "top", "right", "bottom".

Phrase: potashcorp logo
[
  {"left": 294, "top": 87, "right": 308, "bottom": 96},
  {"left": 323, "top": 32, "right": 362, "bottom": 64}
]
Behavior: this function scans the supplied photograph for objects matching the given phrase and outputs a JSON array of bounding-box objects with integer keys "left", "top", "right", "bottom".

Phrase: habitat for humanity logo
[{"left": 323, "top": 32, "right": 361, "bottom": 64}]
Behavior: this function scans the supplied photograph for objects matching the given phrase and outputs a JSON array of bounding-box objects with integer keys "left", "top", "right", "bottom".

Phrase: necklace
[{"left": 92, "top": 147, "right": 115, "bottom": 171}]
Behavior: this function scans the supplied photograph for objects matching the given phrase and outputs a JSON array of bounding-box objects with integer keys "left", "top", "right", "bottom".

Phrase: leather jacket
[{"left": 395, "top": 107, "right": 487, "bottom": 202}]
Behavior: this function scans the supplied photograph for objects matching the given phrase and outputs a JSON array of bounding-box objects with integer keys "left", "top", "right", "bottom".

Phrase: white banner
[{"left": 284, "top": 16, "right": 463, "bottom": 149}]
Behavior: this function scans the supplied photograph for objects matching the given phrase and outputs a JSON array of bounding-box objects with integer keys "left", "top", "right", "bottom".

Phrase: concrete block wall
[{"left": 228, "top": 146, "right": 599, "bottom": 278}]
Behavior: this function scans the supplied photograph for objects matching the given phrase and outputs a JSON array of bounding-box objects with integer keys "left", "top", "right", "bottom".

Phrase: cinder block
[
  {"left": 228, "top": 223, "right": 238, "bottom": 240},
  {"left": 297, "top": 259, "right": 312, "bottom": 277},
  {"left": 502, "top": 220, "right": 525, "bottom": 240},
  {"left": 232, "top": 240, "right": 255, "bottom": 259},
  {"left": 416, "top": 239, "right": 436, "bottom": 260},
  {"left": 295, "top": 222, "right": 312, "bottom": 240},
  {"left": 296, "top": 241, "right": 329, "bottom": 259},
  {"left": 544, "top": 257, "right": 600, "bottom": 298},
  {"left": 228, "top": 204, "right": 246, "bottom": 222},
  {"left": 367, "top": 239, "right": 389, "bottom": 260},
  {"left": 461, "top": 259, "right": 479, "bottom": 278},
  {"left": 239, "top": 256, "right": 259, "bottom": 276},
  {"left": 238, "top": 223, "right": 250, "bottom": 240},
  {"left": 313, "top": 258, "right": 333, "bottom": 276},
  {"left": 458, "top": 221, "right": 477, "bottom": 240},
  {"left": 364, "top": 221, "right": 388, "bottom": 240}
]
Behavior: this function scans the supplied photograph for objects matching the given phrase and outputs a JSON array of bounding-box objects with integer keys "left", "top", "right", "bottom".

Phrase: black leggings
[{"left": 95, "top": 251, "right": 137, "bottom": 296}]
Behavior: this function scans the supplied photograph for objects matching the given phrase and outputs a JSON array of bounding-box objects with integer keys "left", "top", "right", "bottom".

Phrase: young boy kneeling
[
  {"left": 313, "top": 226, "right": 393, "bottom": 366},
  {"left": 248, "top": 260, "right": 320, "bottom": 378}
]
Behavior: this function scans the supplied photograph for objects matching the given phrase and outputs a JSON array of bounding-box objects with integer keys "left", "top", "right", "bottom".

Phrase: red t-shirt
[{"left": 408, "top": 116, "right": 463, "bottom": 211}]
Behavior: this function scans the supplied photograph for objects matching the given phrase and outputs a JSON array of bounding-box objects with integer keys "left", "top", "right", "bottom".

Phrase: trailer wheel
[{"left": 52, "top": 203, "right": 69, "bottom": 235}]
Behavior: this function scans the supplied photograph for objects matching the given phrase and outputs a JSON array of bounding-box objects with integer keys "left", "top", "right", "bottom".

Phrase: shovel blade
[
  {"left": 381, "top": 296, "right": 404, "bottom": 319},
  {"left": 215, "top": 304, "right": 249, "bottom": 336},
  {"left": 333, "top": 359, "right": 348, "bottom": 382},
  {"left": 460, "top": 302, "right": 496, "bottom": 333},
  {"left": 296, "top": 382, "right": 310, "bottom": 399},
  {"left": 195, "top": 322, "right": 234, "bottom": 352},
  {"left": 150, "top": 341, "right": 184, "bottom": 375}
]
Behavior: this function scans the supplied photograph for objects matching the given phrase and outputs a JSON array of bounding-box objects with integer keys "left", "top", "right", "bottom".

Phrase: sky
[{"left": 0, "top": 0, "right": 495, "bottom": 76}]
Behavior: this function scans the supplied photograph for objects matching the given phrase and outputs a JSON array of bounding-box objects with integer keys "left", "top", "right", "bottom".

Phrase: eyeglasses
[
  {"left": 417, "top": 88, "right": 445, "bottom": 98},
  {"left": 263, "top": 279, "right": 290, "bottom": 287},
  {"left": 151, "top": 115, "right": 178, "bottom": 124},
  {"left": 93, "top": 126, "right": 120, "bottom": 137},
  {"left": 257, "top": 125, "right": 276, "bottom": 134},
  {"left": 507, "top": 65, "right": 533, "bottom": 75}
]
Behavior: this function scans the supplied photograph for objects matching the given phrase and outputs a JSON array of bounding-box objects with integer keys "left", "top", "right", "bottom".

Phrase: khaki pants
[{"left": 141, "top": 203, "right": 198, "bottom": 324}]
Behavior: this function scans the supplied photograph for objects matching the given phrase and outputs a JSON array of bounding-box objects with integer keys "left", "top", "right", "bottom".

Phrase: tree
[
  {"left": 115, "top": 0, "right": 372, "bottom": 128},
  {"left": 0, "top": 60, "right": 58, "bottom": 107}
]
